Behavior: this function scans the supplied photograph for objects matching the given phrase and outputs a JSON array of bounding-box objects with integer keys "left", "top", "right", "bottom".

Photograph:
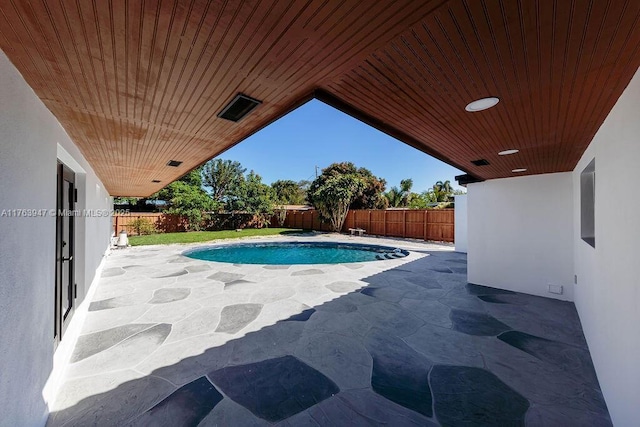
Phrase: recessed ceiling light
[
  {"left": 498, "top": 149, "right": 519, "bottom": 156},
  {"left": 512, "top": 168, "right": 527, "bottom": 173},
  {"left": 465, "top": 97, "right": 500, "bottom": 112}
]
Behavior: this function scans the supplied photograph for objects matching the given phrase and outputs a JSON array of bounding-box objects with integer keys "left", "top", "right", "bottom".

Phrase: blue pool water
[{"left": 183, "top": 242, "right": 409, "bottom": 265}]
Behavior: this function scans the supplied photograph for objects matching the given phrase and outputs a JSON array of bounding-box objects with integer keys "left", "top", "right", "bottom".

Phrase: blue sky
[{"left": 215, "top": 99, "right": 463, "bottom": 193}]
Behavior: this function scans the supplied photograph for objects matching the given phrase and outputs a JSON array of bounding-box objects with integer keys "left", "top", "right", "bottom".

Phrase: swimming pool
[{"left": 183, "top": 241, "right": 409, "bottom": 265}]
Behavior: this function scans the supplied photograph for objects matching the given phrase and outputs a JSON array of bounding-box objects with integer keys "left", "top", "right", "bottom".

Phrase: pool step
[{"left": 376, "top": 250, "right": 408, "bottom": 260}]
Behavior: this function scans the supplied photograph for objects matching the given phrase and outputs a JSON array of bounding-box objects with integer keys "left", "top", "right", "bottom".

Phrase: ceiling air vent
[
  {"left": 471, "top": 159, "right": 490, "bottom": 166},
  {"left": 217, "top": 94, "right": 262, "bottom": 122},
  {"left": 166, "top": 160, "right": 183, "bottom": 167},
  {"left": 152, "top": 179, "right": 161, "bottom": 183}
]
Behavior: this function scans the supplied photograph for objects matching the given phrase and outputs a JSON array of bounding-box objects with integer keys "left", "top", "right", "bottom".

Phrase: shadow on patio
[{"left": 47, "top": 251, "right": 610, "bottom": 426}]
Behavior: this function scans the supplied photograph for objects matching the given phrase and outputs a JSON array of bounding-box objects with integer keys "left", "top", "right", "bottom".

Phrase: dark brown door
[{"left": 55, "top": 162, "right": 76, "bottom": 345}]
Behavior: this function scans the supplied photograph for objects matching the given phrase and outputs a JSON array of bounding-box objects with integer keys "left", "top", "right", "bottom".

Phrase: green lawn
[{"left": 127, "top": 228, "right": 307, "bottom": 246}]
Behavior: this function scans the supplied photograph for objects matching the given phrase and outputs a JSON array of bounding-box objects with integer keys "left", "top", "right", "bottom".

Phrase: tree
[
  {"left": 152, "top": 166, "right": 205, "bottom": 202},
  {"left": 406, "top": 180, "right": 463, "bottom": 209},
  {"left": 407, "top": 192, "right": 429, "bottom": 209},
  {"left": 297, "top": 179, "right": 311, "bottom": 193},
  {"left": 113, "top": 196, "right": 139, "bottom": 205},
  {"left": 312, "top": 162, "right": 387, "bottom": 209},
  {"left": 151, "top": 166, "right": 218, "bottom": 231},
  {"left": 385, "top": 178, "right": 413, "bottom": 207},
  {"left": 309, "top": 173, "right": 365, "bottom": 232},
  {"left": 297, "top": 179, "right": 312, "bottom": 204},
  {"left": 228, "top": 171, "right": 275, "bottom": 214},
  {"left": 351, "top": 168, "right": 387, "bottom": 209},
  {"left": 179, "top": 167, "right": 205, "bottom": 188},
  {"left": 202, "top": 159, "right": 246, "bottom": 204},
  {"left": 408, "top": 190, "right": 439, "bottom": 208},
  {"left": 432, "top": 180, "right": 453, "bottom": 202},
  {"left": 158, "top": 182, "right": 218, "bottom": 231},
  {"left": 167, "top": 182, "right": 217, "bottom": 231},
  {"left": 271, "top": 179, "right": 306, "bottom": 205}
]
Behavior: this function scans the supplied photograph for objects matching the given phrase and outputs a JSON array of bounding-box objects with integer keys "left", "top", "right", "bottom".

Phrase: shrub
[{"left": 128, "top": 217, "right": 156, "bottom": 235}]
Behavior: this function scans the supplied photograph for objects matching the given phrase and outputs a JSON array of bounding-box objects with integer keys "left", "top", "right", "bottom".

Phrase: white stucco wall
[
  {"left": 454, "top": 195, "right": 467, "bottom": 253},
  {"left": 467, "top": 173, "right": 574, "bottom": 301},
  {"left": 571, "top": 68, "right": 640, "bottom": 426},
  {"left": 0, "top": 50, "right": 111, "bottom": 425}
]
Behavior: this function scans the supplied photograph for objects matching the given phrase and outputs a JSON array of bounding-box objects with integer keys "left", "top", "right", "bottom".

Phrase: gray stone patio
[{"left": 47, "top": 234, "right": 611, "bottom": 426}]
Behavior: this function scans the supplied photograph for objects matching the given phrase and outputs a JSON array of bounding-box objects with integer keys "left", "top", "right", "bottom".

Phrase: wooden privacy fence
[
  {"left": 282, "top": 209, "right": 454, "bottom": 242},
  {"left": 113, "top": 212, "right": 176, "bottom": 235},
  {"left": 114, "top": 209, "right": 455, "bottom": 242},
  {"left": 114, "top": 212, "right": 278, "bottom": 235}
]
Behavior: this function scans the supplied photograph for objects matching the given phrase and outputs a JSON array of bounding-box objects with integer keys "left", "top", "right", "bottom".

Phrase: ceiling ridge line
[
  {"left": 265, "top": 0, "right": 447, "bottom": 101},
  {"left": 329, "top": 72, "right": 478, "bottom": 166},
  {"left": 314, "top": 88, "right": 476, "bottom": 179}
]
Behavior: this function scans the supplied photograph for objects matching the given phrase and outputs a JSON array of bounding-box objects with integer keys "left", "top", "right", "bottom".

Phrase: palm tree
[
  {"left": 432, "top": 180, "right": 453, "bottom": 202},
  {"left": 385, "top": 178, "right": 413, "bottom": 207},
  {"left": 399, "top": 179, "right": 413, "bottom": 205}
]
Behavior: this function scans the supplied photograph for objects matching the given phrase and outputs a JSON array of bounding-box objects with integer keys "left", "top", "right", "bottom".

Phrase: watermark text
[{"left": 0, "top": 209, "right": 130, "bottom": 218}]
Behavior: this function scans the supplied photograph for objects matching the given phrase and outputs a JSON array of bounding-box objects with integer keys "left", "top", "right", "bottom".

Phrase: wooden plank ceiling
[{"left": 1, "top": 0, "right": 639, "bottom": 196}]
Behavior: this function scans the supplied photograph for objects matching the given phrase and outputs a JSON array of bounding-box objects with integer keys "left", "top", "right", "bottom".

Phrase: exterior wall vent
[{"left": 218, "top": 94, "right": 262, "bottom": 122}]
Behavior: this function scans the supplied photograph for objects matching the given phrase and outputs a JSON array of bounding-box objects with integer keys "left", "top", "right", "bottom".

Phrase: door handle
[{"left": 62, "top": 256, "right": 73, "bottom": 262}]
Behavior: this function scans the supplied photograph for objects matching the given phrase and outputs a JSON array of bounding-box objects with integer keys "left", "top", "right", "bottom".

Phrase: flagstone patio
[{"left": 47, "top": 234, "right": 611, "bottom": 426}]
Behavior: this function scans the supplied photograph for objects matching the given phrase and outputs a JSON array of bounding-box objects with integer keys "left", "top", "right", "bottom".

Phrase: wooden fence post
[
  {"left": 114, "top": 215, "right": 119, "bottom": 235},
  {"left": 383, "top": 210, "right": 387, "bottom": 236},
  {"left": 403, "top": 210, "right": 406, "bottom": 238},
  {"left": 424, "top": 210, "right": 428, "bottom": 241},
  {"left": 368, "top": 210, "right": 372, "bottom": 233}
]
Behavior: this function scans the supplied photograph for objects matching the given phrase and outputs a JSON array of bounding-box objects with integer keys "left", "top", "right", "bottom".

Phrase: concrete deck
[{"left": 47, "top": 234, "right": 611, "bottom": 426}]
